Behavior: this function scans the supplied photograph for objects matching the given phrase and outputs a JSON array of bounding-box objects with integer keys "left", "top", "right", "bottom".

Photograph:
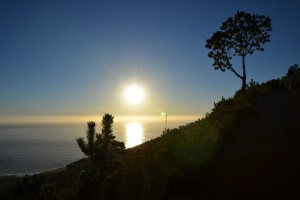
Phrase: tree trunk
[
  {"left": 242, "top": 77, "right": 247, "bottom": 93},
  {"left": 241, "top": 55, "right": 247, "bottom": 93}
]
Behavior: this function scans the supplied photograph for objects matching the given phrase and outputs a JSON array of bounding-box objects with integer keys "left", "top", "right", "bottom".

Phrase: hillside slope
[
  {"left": 203, "top": 88, "right": 300, "bottom": 199},
  {"left": 2, "top": 88, "right": 299, "bottom": 199}
]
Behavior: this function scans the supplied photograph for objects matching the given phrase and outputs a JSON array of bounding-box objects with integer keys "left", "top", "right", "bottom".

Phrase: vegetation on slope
[{"left": 3, "top": 64, "right": 300, "bottom": 199}]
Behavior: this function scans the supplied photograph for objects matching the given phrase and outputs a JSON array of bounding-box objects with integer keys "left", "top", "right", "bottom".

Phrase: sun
[{"left": 124, "top": 85, "right": 144, "bottom": 104}]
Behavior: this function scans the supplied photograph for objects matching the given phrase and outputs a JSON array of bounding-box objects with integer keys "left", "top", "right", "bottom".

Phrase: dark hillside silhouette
[
  {"left": 175, "top": 88, "right": 300, "bottom": 199},
  {"left": 4, "top": 88, "right": 300, "bottom": 199},
  {"left": 3, "top": 67, "right": 300, "bottom": 199}
]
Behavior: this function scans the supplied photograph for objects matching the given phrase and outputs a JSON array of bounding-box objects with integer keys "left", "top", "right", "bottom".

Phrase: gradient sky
[{"left": 1, "top": 0, "right": 299, "bottom": 118}]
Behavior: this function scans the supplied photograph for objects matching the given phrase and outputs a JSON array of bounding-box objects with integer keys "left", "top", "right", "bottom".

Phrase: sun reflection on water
[{"left": 126, "top": 122, "right": 143, "bottom": 148}]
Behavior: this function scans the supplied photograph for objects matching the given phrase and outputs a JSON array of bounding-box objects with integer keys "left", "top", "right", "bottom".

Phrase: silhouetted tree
[
  {"left": 76, "top": 121, "right": 96, "bottom": 161},
  {"left": 287, "top": 64, "right": 299, "bottom": 75},
  {"left": 76, "top": 114, "right": 125, "bottom": 168},
  {"left": 76, "top": 114, "right": 125, "bottom": 199},
  {"left": 286, "top": 63, "right": 300, "bottom": 88},
  {"left": 205, "top": 11, "right": 272, "bottom": 93}
]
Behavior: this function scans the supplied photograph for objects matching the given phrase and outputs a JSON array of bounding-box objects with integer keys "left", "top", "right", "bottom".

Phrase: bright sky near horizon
[{"left": 1, "top": 0, "right": 299, "bottom": 120}]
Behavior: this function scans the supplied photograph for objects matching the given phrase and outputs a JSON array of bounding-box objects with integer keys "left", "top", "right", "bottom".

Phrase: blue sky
[{"left": 0, "top": 0, "right": 299, "bottom": 118}]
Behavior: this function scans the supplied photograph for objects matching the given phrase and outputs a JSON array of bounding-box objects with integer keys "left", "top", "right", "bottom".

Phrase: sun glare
[
  {"left": 126, "top": 122, "right": 143, "bottom": 148},
  {"left": 124, "top": 85, "right": 144, "bottom": 104}
]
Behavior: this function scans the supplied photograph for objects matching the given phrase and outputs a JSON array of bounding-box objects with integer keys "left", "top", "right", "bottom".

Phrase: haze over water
[{"left": 0, "top": 115, "right": 199, "bottom": 176}]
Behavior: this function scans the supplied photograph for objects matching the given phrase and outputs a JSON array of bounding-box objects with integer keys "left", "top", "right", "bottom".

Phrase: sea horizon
[
  {"left": 0, "top": 115, "right": 201, "bottom": 176},
  {"left": 0, "top": 115, "right": 202, "bottom": 125}
]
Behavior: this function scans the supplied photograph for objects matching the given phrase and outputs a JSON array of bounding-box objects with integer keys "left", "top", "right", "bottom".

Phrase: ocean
[{"left": 0, "top": 116, "right": 198, "bottom": 176}]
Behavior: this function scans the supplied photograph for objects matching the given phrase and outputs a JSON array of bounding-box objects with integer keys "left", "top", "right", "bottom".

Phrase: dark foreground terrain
[
  {"left": 176, "top": 88, "right": 300, "bottom": 199},
  {"left": 1, "top": 88, "right": 300, "bottom": 199}
]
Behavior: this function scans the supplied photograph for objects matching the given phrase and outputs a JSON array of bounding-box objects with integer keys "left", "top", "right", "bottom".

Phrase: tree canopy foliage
[
  {"left": 205, "top": 11, "right": 272, "bottom": 92},
  {"left": 76, "top": 114, "right": 125, "bottom": 168}
]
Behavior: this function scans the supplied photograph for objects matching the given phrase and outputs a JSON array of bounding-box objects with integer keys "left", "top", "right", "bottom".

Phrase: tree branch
[{"left": 228, "top": 66, "right": 243, "bottom": 80}]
